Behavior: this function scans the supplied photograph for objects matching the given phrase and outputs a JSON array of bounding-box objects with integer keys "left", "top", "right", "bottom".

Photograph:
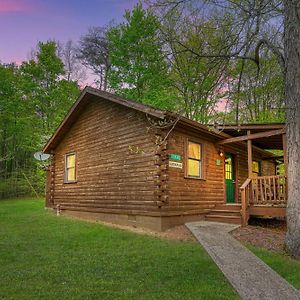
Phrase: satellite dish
[{"left": 34, "top": 152, "right": 50, "bottom": 161}]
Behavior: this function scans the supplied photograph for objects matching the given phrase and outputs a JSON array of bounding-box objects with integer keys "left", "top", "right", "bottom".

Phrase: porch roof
[{"left": 215, "top": 123, "right": 286, "bottom": 150}]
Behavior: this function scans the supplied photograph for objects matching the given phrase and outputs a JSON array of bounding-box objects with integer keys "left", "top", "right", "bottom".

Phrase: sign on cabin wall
[
  {"left": 169, "top": 161, "right": 183, "bottom": 169},
  {"left": 169, "top": 153, "right": 181, "bottom": 161}
]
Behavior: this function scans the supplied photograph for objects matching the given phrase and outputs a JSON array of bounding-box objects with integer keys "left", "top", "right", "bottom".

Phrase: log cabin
[{"left": 43, "top": 87, "right": 287, "bottom": 231}]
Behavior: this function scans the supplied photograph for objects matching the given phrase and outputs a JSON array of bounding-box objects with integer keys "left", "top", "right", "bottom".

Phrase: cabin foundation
[{"left": 59, "top": 210, "right": 205, "bottom": 231}]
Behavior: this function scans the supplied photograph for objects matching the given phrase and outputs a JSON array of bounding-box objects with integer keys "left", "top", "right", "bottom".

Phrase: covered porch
[{"left": 217, "top": 123, "right": 287, "bottom": 226}]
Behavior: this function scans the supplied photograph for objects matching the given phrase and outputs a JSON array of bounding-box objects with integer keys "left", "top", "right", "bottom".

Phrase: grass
[
  {"left": 0, "top": 198, "right": 239, "bottom": 300},
  {"left": 249, "top": 245, "right": 300, "bottom": 291}
]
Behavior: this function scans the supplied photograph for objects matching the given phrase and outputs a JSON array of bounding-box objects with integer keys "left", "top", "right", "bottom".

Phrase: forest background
[{"left": 0, "top": 1, "right": 285, "bottom": 198}]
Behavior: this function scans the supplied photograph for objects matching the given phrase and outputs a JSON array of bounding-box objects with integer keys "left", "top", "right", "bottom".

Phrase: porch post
[
  {"left": 282, "top": 133, "right": 288, "bottom": 175},
  {"left": 247, "top": 130, "right": 253, "bottom": 178}
]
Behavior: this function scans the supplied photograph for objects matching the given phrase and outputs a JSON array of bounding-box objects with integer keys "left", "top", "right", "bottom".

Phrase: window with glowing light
[
  {"left": 252, "top": 161, "right": 261, "bottom": 177},
  {"left": 65, "top": 153, "right": 76, "bottom": 182},
  {"left": 187, "top": 141, "right": 202, "bottom": 178}
]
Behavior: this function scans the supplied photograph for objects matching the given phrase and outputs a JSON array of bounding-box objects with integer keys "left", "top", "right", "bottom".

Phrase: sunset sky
[{"left": 0, "top": 0, "right": 138, "bottom": 64}]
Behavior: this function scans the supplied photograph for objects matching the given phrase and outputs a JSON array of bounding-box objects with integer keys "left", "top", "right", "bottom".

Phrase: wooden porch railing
[
  {"left": 251, "top": 175, "right": 287, "bottom": 206},
  {"left": 240, "top": 175, "right": 287, "bottom": 226}
]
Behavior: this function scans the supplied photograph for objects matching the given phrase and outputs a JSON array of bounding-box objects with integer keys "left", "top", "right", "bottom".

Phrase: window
[
  {"left": 65, "top": 153, "right": 76, "bottom": 182},
  {"left": 187, "top": 141, "right": 202, "bottom": 178},
  {"left": 252, "top": 161, "right": 261, "bottom": 177},
  {"left": 225, "top": 155, "right": 233, "bottom": 180}
]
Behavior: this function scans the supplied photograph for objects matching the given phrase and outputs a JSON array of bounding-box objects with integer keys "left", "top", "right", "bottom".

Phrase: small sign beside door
[{"left": 169, "top": 161, "right": 183, "bottom": 169}]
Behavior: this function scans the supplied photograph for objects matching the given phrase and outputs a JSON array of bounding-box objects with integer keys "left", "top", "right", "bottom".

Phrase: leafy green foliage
[
  {"left": 0, "top": 4, "right": 287, "bottom": 198},
  {"left": 0, "top": 199, "right": 239, "bottom": 299},
  {"left": 166, "top": 14, "right": 232, "bottom": 122},
  {"left": 224, "top": 51, "right": 285, "bottom": 124},
  {"left": 107, "top": 3, "right": 174, "bottom": 110},
  {"left": 20, "top": 41, "right": 79, "bottom": 135},
  {"left": 0, "top": 41, "right": 80, "bottom": 198}
]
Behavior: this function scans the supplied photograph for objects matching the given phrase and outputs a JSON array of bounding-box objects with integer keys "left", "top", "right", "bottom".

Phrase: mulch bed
[
  {"left": 160, "top": 225, "right": 197, "bottom": 242},
  {"left": 231, "top": 218, "right": 287, "bottom": 253}
]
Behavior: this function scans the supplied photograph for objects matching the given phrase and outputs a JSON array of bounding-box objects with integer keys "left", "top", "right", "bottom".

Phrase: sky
[{"left": 0, "top": 0, "right": 139, "bottom": 64}]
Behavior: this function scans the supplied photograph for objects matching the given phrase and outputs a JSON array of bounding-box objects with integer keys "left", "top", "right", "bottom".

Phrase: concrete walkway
[{"left": 186, "top": 221, "right": 300, "bottom": 300}]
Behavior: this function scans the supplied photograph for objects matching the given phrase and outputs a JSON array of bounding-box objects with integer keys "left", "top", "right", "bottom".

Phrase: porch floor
[
  {"left": 186, "top": 221, "right": 300, "bottom": 300},
  {"left": 205, "top": 203, "right": 286, "bottom": 226}
]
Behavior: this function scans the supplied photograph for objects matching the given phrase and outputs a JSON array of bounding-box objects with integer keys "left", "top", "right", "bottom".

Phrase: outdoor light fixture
[{"left": 219, "top": 150, "right": 224, "bottom": 157}]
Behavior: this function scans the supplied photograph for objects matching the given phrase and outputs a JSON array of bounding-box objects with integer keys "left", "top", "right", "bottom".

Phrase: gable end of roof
[{"left": 43, "top": 87, "right": 166, "bottom": 153}]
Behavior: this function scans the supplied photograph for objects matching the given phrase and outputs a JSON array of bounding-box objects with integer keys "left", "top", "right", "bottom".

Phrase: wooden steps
[{"left": 205, "top": 204, "right": 242, "bottom": 225}]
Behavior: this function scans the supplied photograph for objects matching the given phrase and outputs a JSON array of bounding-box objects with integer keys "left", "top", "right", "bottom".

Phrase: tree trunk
[{"left": 284, "top": 0, "right": 300, "bottom": 259}]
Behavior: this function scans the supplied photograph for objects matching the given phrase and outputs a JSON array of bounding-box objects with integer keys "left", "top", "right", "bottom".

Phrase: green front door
[{"left": 225, "top": 154, "right": 235, "bottom": 203}]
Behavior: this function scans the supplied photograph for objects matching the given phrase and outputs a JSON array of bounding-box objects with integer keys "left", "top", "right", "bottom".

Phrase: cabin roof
[
  {"left": 215, "top": 123, "right": 286, "bottom": 150},
  {"left": 43, "top": 87, "right": 283, "bottom": 154}
]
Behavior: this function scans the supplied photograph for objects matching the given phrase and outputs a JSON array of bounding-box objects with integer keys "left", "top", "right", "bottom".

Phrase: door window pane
[{"left": 225, "top": 156, "right": 233, "bottom": 180}]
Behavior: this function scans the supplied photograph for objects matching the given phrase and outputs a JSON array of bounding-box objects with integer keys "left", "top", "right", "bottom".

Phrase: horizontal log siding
[
  {"left": 53, "top": 98, "right": 160, "bottom": 216},
  {"left": 164, "top": 128, "right": 224, "bottom": 215},
  {"left": 165, "top": 127, "right": 276, "bottom": 213},
  {"left": 261, "top": 160, "right": 276, "bottom": 177},
  {"left": 51, "top": 97, "right": 276, "bottom": 219}
]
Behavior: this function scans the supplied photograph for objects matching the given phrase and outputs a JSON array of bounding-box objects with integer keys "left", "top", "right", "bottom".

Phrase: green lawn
[
  {"left": 0, "top": 199, "right": 239, "bottom": 300},
  {"left": 249, "top": 246, "right": 300, "bottom": 291}
]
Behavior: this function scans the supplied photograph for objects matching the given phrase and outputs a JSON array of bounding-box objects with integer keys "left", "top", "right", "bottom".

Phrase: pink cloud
[
  {"left": 14, "top": 59, "right": 23, "bottom": 66},
  {"left": 0, "top": 0, "right": 30, "bottom": 13}
]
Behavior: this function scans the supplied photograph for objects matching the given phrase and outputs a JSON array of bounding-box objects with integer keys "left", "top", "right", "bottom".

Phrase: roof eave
[{"left": 43, "top": 87, "right": 90, "bottom": 153}]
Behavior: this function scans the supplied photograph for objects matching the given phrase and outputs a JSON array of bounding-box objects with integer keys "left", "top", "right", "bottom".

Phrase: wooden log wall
[
  {"left": 165, "top": 127, "right": 225, "bottom": 215},
  {"left": 52, "top": 97, "right": 160, "bottom": 216},
  {"left": 154, "top": 134, "right": 169, "bottom": 209},
  {"left": 51, "top": 95, "right": 276, "bottom": 219},
  {"left": 164, "top": 126, "right": 276, "bottom": 214},
  {"left": 49, "top": 161, "right": 55, "bottom": 207}
]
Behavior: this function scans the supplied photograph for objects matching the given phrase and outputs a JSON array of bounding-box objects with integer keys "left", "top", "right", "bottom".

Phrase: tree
[
  {"left": 151, "top": 0, "right": 300, "bottom": 258},
  {"left": 107, "top": 3, "right": 174, "bottom": 109},
  {"left": 0, "top": 41, "right": 80, "bottom": 198},
  {"left": 163, "top": 12, "right": 233, "bottom": 122},
  {"left": 20, "top": 41, "right": 80, "bottom": 135},
  {"left": 0, "top": 62, "right": 46, "bottom": 198},
  {"left": 151, "top": 0, "right": 285, "bottom": 121},
  {"left": 57, "top": 40, "right": 86, "bottom": 83},
  {"left": 225, "top": 51, "right": 284, "bottom": 123},
  {"left": 283, "top": 0, "right": 300, "bottom": 258},
  {"left": 77, "top": 27, "right": 111, "bottom": 90},
  {"left": 0, "top": 64, "right": 21, "bottom": 180}
]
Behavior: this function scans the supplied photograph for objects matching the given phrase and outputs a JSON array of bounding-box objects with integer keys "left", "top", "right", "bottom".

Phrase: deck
[
  {"left": 240, "top": 175, "right": 287, "bottom": 225},
  {"left": 205, "top": 175, "right": 287, "bottom": 225},
  {"left": 214, "top": 123, "right": 287, "bottom": 226}
]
